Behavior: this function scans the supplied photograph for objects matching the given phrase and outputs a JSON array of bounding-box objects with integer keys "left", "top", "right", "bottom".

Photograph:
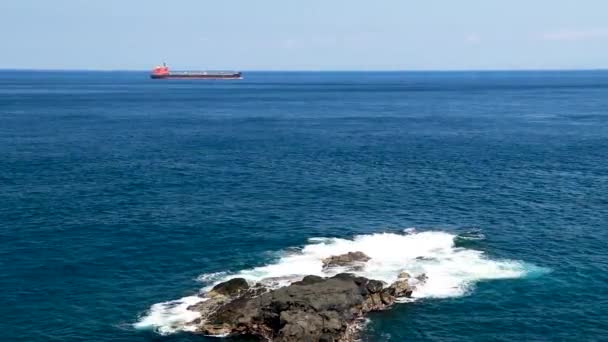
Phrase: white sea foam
[
  {"left": 134, "top": 230, "right": 543, "bottom": 334},
  {"left": 133, "top": 296, "right": 205, "bottom": 334},
  {"left": 196, "top": 271, "right": 228, "bottom": 284}
]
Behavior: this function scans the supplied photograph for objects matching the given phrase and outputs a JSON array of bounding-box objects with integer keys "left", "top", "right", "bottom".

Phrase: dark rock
[
  {"left": 416, "top": 273, "right": 428, "bottom": 283},
  {"left": 321, "top": 252, "right": 371, "bottom": 269},
  {"left": 332, "top": 273, "right": 357, "bottom": 281},
  {"left": 363, "top": 292, "right": 387, "bottom": 311},
  {"left": 319, "top": 333, "right": 335, "bottom": 342},
  {"left": 208, "top": 278, "right": 249, "bottom": 298},
  {"left": 380, "top": 289, "right": 396, "bottom": 305},
  {"left": 415, "top": 256, "right": 437, "bottom": 261},
  {"left": 388, "top": 278, "right": 412, "bottom": 298},
  {"left": 292, "top": 275, "right": 325, "bottom": 286},
  {"left": 352, "top": 276, "right": 369, "bottom": 287},
  {"left": 195, "top": 273, "right": 399, "bottom": 341},
  {"left": 366, "top": 280, "right": 384, "bottom": 294}
]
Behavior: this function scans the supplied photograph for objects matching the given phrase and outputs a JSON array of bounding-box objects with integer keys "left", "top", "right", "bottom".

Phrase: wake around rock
[
  {"left": 134, "top": 231, "right": 539, "bottom": 338},
  {"left": 184, "top": 251, "right": 421, "bottom": 341}
]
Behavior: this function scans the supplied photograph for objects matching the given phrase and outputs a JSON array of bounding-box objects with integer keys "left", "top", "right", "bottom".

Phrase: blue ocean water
[{"left": 1, "top": 70, "right": 608, "bottom": 341}]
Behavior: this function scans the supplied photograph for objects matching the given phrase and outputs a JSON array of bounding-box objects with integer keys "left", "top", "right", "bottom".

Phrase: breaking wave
[{"left": 134, "top": 230, "right": 547, "bottom": 335}]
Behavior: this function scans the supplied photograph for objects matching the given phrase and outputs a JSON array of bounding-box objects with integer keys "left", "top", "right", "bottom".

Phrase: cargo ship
[{"left": 150, "top": 63, "right": 242, "bottom": 79}]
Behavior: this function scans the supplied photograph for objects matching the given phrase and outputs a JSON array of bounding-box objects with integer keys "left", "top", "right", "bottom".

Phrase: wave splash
[{"left": 134, "top": 230, "right": 544, "bottom": 335}]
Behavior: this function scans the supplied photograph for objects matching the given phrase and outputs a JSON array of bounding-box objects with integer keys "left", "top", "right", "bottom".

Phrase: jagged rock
[
  {"left": 195, "top": 273, "right": 399, "bottom": 341},
  {"left": 388, "top": 278, "right": 413, "bottom": 298},
  {"left": 321, "top": 252, "right": 371, "bottom": 270},
  {"left": 362, "top": 292, "right": 384, "bottom": 311},
  {"left": 190, "top": 270, "right": 425, "bottom": 341},
  {"left": 366, "top": 279, "right": 384, "bottom": 293},
  {"left": 188, "top": 279, "right": 261, "bottom": 320},
  {"left": 380, "top": 289, "right": 396, "bottom": 305}
]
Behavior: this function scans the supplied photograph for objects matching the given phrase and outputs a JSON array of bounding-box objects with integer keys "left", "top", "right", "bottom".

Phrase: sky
[{"left": 1, "top": 0, "right": 608, "bottom": 70}]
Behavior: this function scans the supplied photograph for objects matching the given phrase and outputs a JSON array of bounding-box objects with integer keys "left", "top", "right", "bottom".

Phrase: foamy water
[{"left": 134, "top": 230, "right": 544, "bottom": 335}]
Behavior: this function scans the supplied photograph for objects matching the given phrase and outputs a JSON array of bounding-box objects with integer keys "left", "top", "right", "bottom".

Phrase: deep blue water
[{"left": 1, "top": 70, "right": 608, "bottom": 341}]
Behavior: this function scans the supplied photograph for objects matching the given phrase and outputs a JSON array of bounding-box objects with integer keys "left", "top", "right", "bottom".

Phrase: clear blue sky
[{"left": 2, "top": 0, "right": 608, "bottom": 70}]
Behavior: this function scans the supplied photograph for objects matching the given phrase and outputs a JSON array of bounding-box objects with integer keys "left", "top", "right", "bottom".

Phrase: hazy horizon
[
  {"left": 2, "top": 0, "right": 608, "bottom": 71},
  {"left": 3, "top": 67, "right": 608, "bottom": 72}
]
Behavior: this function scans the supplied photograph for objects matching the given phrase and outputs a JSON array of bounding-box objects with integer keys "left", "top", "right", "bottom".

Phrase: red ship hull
[
  {"left": 150, "top": 73, "right": 242, "bottom": 79},
  {"left": 150, "top": 64, "right": 242, "bottom": 79}
]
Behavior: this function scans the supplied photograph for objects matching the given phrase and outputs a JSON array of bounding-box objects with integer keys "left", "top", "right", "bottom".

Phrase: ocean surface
[{"left": 1, "top": 70, "right": 608, "bottom": 341}]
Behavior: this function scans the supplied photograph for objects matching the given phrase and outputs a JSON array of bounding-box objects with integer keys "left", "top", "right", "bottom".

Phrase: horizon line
[{"left": 2, "top": 67, "right": 608, "bottom": 73}]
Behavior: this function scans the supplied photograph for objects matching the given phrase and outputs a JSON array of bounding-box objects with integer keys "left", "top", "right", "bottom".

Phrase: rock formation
[
  {"left": 208, "top": 277, "right": 250, "bottom": 298},
  {"left": 321, "top": 251, "right": 371, "bottom": 271},
  {"left": 190, "top": 271, "right": 422, "bottom": 341},
  {"left": 185, "top": 251, "right": 428, "bottom": 341}
]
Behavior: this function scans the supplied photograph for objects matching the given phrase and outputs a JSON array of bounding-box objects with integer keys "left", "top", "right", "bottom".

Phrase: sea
[{"left": 1, "top": 70, "right": 607, "bottom": 341}]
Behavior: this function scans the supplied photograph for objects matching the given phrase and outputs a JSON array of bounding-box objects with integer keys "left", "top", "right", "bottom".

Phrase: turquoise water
[{"left": 1, "top": 71, "right": 607, "bottom": 341}]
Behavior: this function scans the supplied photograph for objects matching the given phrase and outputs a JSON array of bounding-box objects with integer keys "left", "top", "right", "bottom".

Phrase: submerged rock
[
  {"left": 321, "top": 251, "right": 371, "bottom": 270},
  {"left": 397, "top": 271, "right": 411, "bottom": 279},
  {"left": 193, "top": 273, "right": 413, "bottom": 341},
  {"left": 415, "top": 273, "right": 428, "bottom": 283},
  {"left": 415, "top": 256, "right": 437, "bottom": 261}
]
